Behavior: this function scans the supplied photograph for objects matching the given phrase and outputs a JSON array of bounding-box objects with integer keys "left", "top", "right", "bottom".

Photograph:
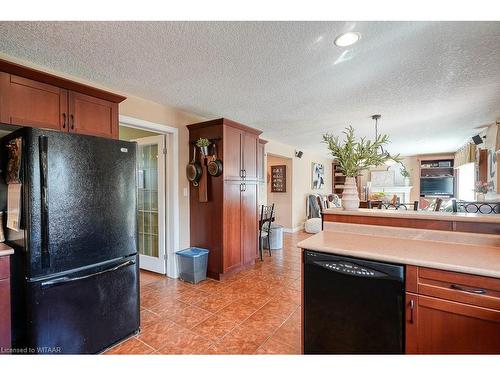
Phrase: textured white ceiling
[{"left": 1, "top": 21, "right": 499, "bottom": 156}]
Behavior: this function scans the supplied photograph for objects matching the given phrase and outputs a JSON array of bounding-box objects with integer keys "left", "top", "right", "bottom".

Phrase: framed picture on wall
[{"left": 312, "top": 162, "right": 324, "bottom": 189}]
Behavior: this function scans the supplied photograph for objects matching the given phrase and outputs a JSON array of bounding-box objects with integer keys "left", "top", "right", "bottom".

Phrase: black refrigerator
[{"left": 0, "top": 127, "right": 139, "bottom": 354}]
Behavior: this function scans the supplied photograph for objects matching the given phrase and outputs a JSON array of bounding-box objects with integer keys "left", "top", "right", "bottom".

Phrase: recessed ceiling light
[{"left": 334, "top": 32, "right": 361, "bottom": 47}]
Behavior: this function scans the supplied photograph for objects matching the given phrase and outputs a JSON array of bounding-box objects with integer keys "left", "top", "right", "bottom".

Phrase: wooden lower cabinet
[
  {"left": 223, "top": 180, "right": 258, "bottom": 272},
  {"left": 223, "top": 181, "right": 243, "bottom": 272},
  {"left": 405, "top": 266, "right": 500, "bottom": 354},
  {"left": 0, "top": 256, "right": 11, "bottom": 354}
]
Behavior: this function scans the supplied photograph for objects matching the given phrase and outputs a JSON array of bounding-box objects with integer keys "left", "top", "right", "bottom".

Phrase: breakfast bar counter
[{"left": 323, "top": 208, "right": 500, "bottom": 234}]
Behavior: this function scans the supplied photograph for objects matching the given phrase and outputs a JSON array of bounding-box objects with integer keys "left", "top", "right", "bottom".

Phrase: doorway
[
  {"left": 119, "top": 116, "right": 179, "bottom": 277},
  {"left": 266, "top": 154, "right": 293, "bottom": 231}
]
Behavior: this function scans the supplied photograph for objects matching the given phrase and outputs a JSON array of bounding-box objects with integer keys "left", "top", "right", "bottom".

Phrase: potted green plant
[
  {"left": 399, "top": 163, "right": 411, "bottom": 186},
  {"left": 196, "top": 138, "right": 210, "bottom": 157},
  {"left": 322, "top": 126, "right": 400, "bottom": 210}
]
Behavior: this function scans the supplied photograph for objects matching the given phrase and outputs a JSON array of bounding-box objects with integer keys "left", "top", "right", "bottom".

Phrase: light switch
[{"left": 183, "top": 187, "right": 188, "bottom": 197}]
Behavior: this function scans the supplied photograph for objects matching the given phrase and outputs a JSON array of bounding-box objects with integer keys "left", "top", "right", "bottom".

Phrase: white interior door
[{"left": 133, "top": 135, "right": 166, "bottom": 274}]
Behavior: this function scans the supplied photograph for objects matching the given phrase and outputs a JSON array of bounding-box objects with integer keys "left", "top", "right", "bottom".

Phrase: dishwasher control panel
[
  {"left": 324, "top": 262, "right": 375, "bottom": 275},
  {"left": 317, "top": 261, "right": 386, "bottom": 277},
  {"left": 305, "top": 251, "right": 402, "bottom": 279}
]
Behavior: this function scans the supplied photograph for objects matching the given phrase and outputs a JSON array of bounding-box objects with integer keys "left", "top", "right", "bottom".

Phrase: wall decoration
[
  {"left": 311, "top": 162, "right": 325, "bottom": 189},
  {"left": 370, "top": 170, "right": 395, "bottom": 187},
  {"left": 271, "top": 165, "right": 286, "bottom": 192}
]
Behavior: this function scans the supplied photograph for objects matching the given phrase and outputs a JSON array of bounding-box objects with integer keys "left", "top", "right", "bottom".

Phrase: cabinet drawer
[
  {"left": 0, "top": 257, "right": 9, "bottom": 280},
  {"left": 417, "top": 267, "right": 500, "bottom": 310}
]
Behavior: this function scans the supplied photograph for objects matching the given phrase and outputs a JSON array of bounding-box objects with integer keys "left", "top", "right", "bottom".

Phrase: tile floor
[{"left": 105, "top": 230, "right": 311, "bottom": 355}]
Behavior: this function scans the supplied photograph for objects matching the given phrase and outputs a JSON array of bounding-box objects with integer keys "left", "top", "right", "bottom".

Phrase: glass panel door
[{"left": 133, "top": 135, "right": 166, "bottom": 274}]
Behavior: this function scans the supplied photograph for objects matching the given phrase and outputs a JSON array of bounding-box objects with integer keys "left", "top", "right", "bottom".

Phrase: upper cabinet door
[
  {"left": 69, "top": 91, "right": 118, "bottom": 139},
  {"left": 242, "top": 133, "right": 258, "bottom": 180},
  {"left": 223, "top": 125, "right": 243, "bottom": 180},
  {"left": 0, "top": 73, "right": 68, "bottom": 131}
]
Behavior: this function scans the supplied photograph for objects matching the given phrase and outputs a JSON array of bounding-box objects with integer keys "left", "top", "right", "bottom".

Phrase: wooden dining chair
[{"left": 258, "top": 203, "right": 275, "bottom": 261}]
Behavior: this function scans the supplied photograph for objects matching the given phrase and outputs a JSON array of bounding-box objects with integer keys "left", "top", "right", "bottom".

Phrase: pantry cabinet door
[
  {"left": 241, "top": 181, "right": 258, "bottom": 264},
  {"left": 223, "top": 125, "right": 242, "bottom": 180},
  {"left": 223, "top": 180, "right": 243, "bottom": 272},
  {"left": 242, "top": 132, "right": 258, "bottom": 181}
]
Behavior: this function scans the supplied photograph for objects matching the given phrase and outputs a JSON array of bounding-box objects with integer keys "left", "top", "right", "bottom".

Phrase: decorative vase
[
  {"left": 342, "top": 176, "right": 360, "bottom": 210},
  {"left": 476, "top": 192, "right": 485, "bottom": 202}
]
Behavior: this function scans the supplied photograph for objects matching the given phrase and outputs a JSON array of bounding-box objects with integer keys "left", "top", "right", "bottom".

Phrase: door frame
[
  {"left": 120, "top": 115, "right": 180, "bottom": 278},
  {"left": 133, "top": 134, "right": 167, "bottom": 274}
]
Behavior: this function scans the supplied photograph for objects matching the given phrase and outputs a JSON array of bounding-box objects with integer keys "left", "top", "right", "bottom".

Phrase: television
[{"left": 420, "top": 177, "right": 454, "bottom": 196}]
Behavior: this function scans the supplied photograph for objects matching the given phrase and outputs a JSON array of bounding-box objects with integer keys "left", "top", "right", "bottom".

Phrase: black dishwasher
[{"left": 304, "top": 250, "right": 405, "bottom": 354}]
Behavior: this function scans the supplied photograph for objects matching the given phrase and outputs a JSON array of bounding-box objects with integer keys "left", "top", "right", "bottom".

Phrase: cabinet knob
[
  {"left": 70, "top": 114, "right": 75, "bottom": 130},
  {"left": 409, "top": 299, "right": 415, "bottom": 324},
  {"left": 62, "top": 113, "right": 66, "bottom": 129}
]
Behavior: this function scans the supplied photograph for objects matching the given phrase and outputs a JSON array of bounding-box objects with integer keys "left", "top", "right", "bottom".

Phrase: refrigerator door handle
[
  {"left": 39, "top": 136, "right": 50, "bottom": 269},
  {"left": 40, "top": 259, "right": 135, "bottom": 288}
]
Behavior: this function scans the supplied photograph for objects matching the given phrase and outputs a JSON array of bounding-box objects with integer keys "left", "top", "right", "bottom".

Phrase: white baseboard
[{"left": 283, "top": 224, "right": 304, "bottom": 233}]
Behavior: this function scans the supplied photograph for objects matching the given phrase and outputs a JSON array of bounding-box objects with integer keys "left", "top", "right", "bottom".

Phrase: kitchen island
[
  {"left": 298, "top": 223, "right": 500, "bottom": 354},
  {"left": 323, "top": 207, "right": 500, "bottom": 234}
]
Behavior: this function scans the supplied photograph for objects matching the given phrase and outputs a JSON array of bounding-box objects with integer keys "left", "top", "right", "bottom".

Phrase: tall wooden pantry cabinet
[{"left": 187, "top": 118, "right": 262, "bottom": 280}]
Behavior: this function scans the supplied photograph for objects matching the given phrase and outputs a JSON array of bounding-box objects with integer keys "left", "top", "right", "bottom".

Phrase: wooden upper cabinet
[
  {"left": 0, "top": 59, "right": 125, "bottom": 139},
  {"left": 68, "top": 91, "right": 118, "bottom": 138},
  {"left": 0, "top": 73, "right": 68, "bottom": 131},
  {"left": 242, "top": 132, "right": 258, "bottom": 180},
  {"left": 223, "top": 125, "right": 243, "bottom": 180}
]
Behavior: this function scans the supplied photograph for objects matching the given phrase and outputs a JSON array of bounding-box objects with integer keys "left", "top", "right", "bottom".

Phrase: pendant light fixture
[
  {"left": 371, "top": 114, "right": 390, "bottom": 157},
  {"left": 371, "top": 114, "right": 381, "bottom": 139}
]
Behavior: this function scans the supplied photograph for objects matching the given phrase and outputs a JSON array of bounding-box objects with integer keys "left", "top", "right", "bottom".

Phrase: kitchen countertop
[
  {"left": 297, "top": 222, "right": 500, "bottom": 278},
  {"left": 0, "top": 242, "right": 14, "bottom": 257},
  {"left": 323, "top": 207, "right": 500, "bottom": 224}
]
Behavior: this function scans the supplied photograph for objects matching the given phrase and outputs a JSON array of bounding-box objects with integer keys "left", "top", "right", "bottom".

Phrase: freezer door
[
  {"left": 21, "top": 128, "right": 137, "bottom": 278},
  {"left": 25, "top": 255, "right": 139, "bottom": 354}
]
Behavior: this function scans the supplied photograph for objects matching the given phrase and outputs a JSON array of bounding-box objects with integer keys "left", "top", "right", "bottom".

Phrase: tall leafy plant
[{"left": 322, "top": 126, "right": 401, "bottom": 177}]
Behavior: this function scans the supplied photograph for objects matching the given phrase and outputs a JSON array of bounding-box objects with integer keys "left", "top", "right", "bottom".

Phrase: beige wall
[
  {"left": 265, "top": 139, "right": 332, "bottom": 230},
  {"left": 267, "top": 155, "right": 293, "bottom": 229},
  {"left": 119, "top": 126, "right": 159, "bottom": 140}
]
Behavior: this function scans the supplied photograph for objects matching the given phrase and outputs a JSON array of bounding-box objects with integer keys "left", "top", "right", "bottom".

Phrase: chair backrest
[
  {"left": 316, "top": 195, "right": 325, "bottom": 214},
  {"left": 379, "top": 201, "right": 419, "bottom": 211},
  {"left": 367, "top": 200, "right": 382, "bottom": 209},
  {"left": 434, "top": 198, "right": 443, "bottom": 211},
  {"left": 259, "top": 203, "right": 275, "bottom": 231}
]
